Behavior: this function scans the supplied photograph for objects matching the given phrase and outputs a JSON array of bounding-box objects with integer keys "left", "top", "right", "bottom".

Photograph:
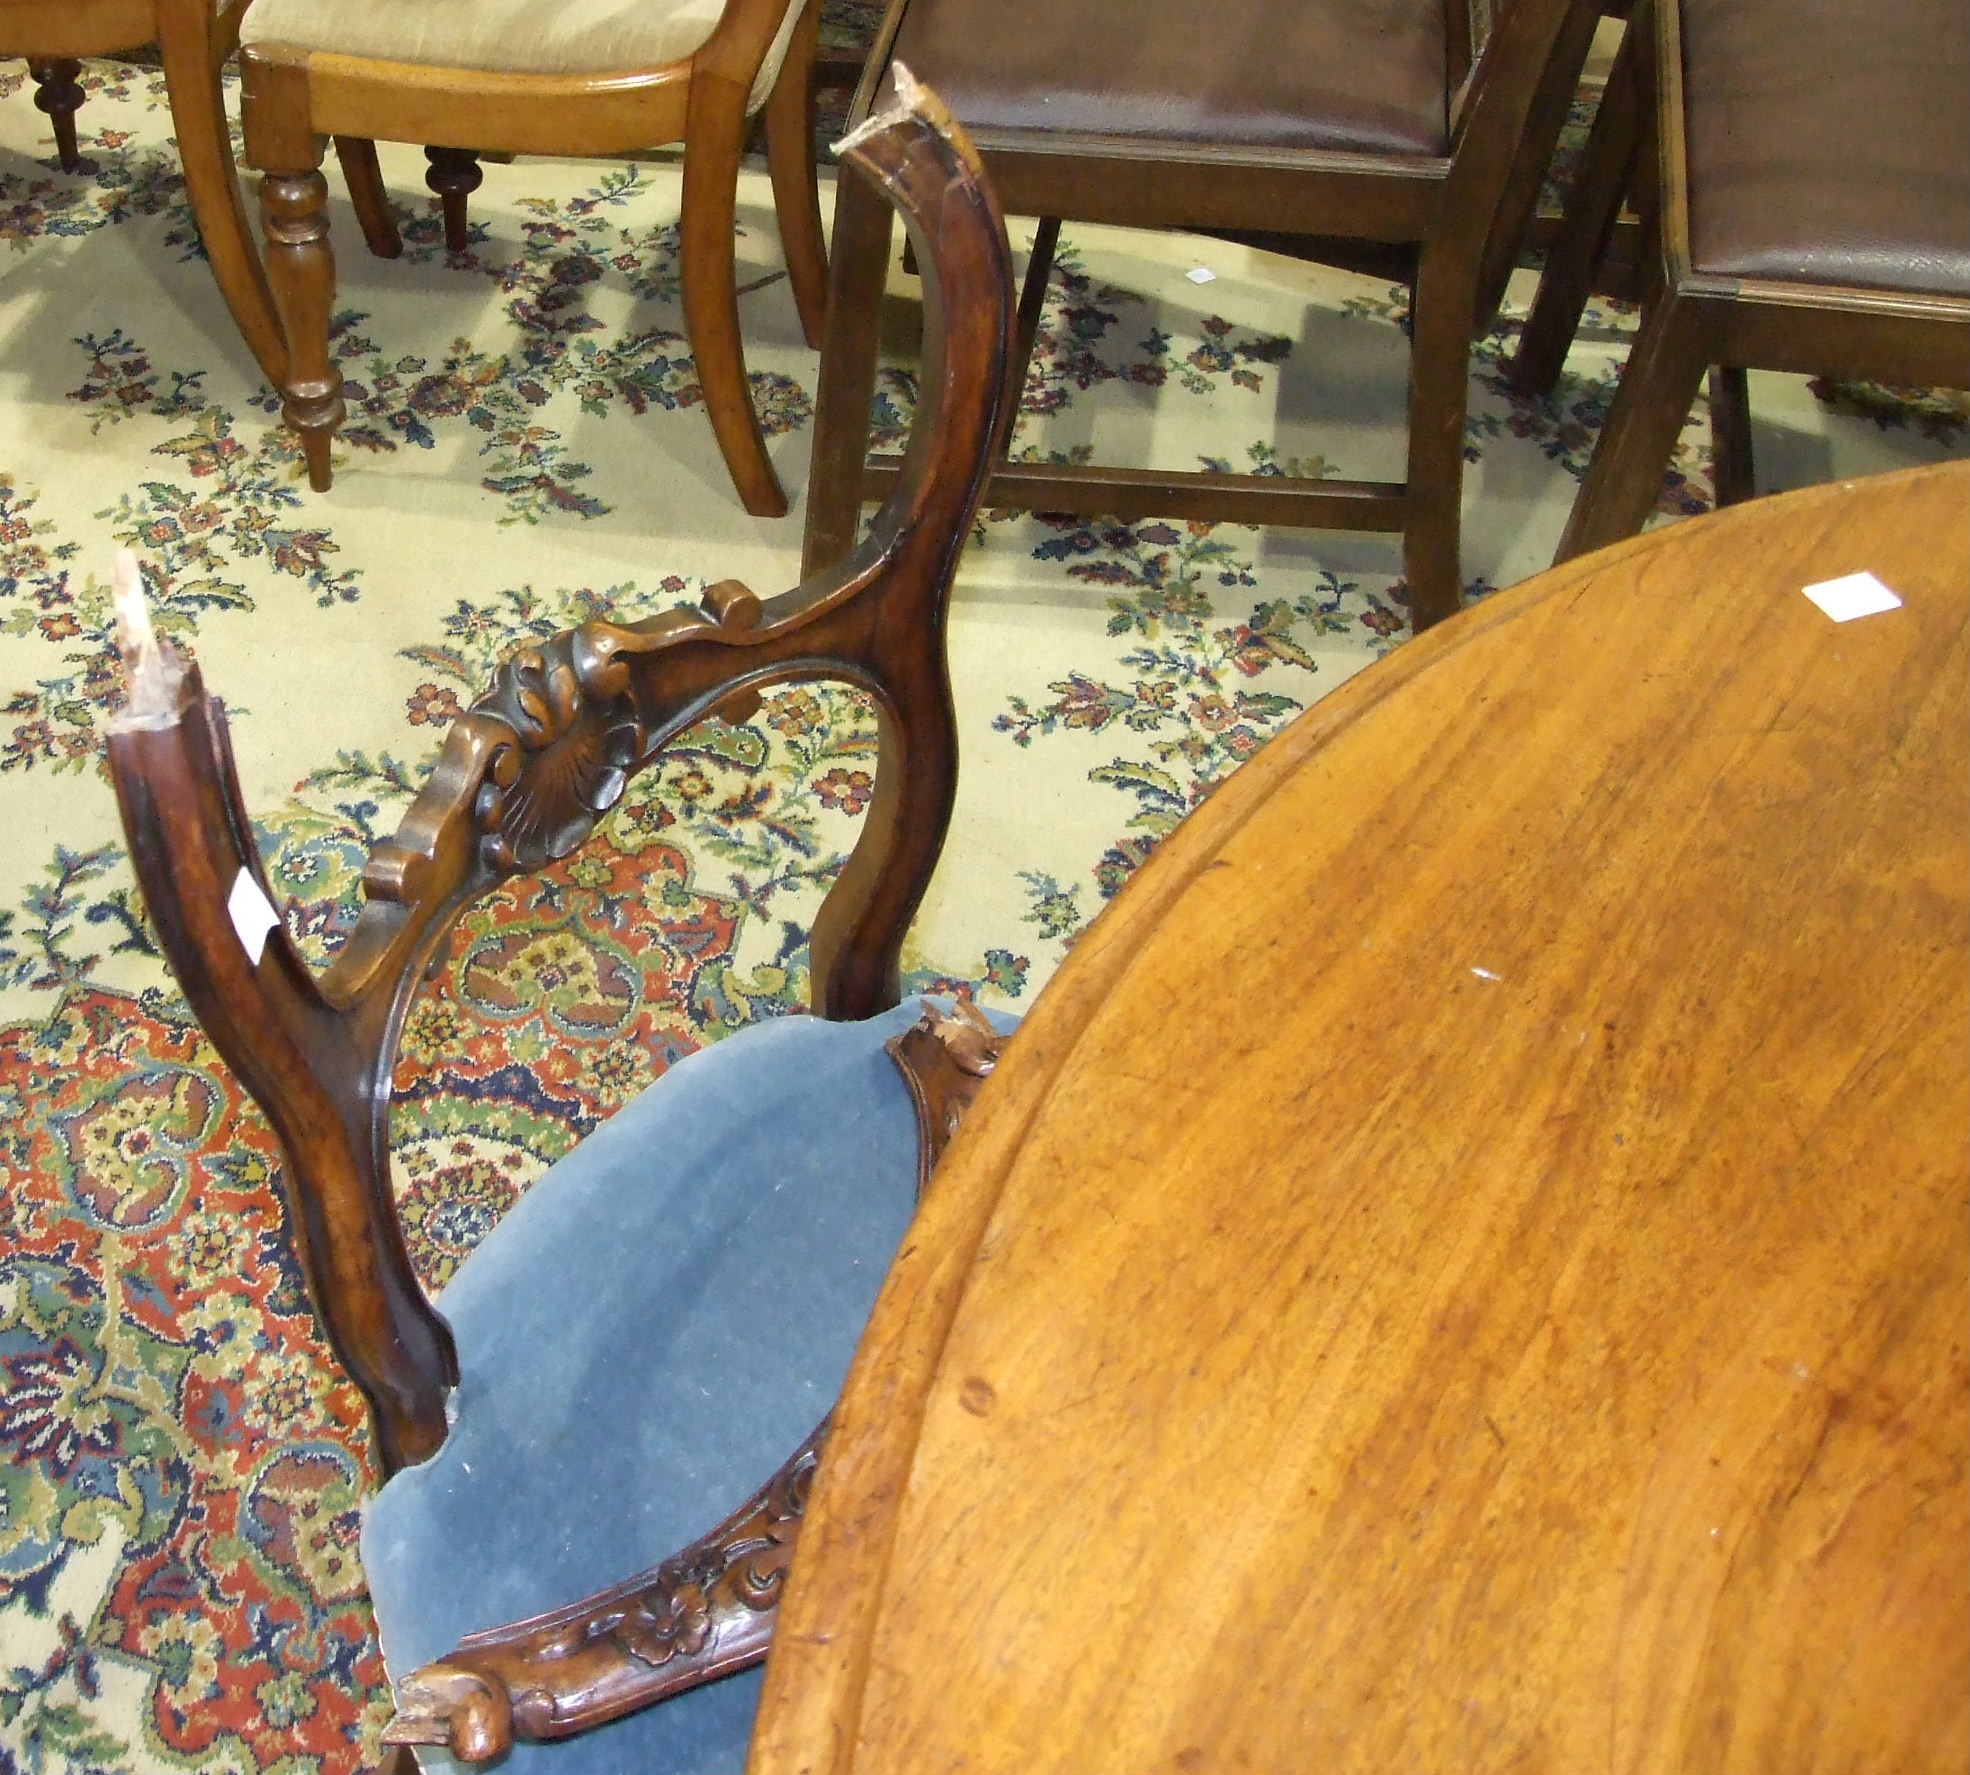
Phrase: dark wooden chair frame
[
  {"left": 238, "top": 0, "right": 831, "bottom": 517},
  {"left": 109, "top": 73, "right": 1013, "bottom": 1765},
  {"left": 1505, "top": 0, "right": 1656, "bottom": 401},
  {"left": 801, "top": 0, "right": 1595, "bottom": 632},
  {"left": 1473, "top": 0, "right": 1638, "bottom": 327},
  {"left": 3, "top": 0, "right": 286, "bottom": 384},
  {"left": 1513, "top": 0, "right": 1970, "bottom": 557}
]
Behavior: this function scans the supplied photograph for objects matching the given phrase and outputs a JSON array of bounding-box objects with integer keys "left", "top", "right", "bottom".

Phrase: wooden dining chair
[
  {"left": 801, "top": 0, "right": 1598, "bottom": 633},
  {"left": 108, "top": 73, "right": 1012, "bottom": 1773},
  {"left": 234, "top": 0, "right": 831, "bottom": 517},
  {"left": 1515, "top": 0, "right": 1970, "bottom": 556},
  {"left": 2, "top": 0, "right": 285, "bottom": 383}
]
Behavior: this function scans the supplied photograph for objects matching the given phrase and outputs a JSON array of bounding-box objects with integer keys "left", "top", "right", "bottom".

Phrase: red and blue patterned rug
[{"left": 3, "top": 25, "right": 1965, "bottom": 1775}]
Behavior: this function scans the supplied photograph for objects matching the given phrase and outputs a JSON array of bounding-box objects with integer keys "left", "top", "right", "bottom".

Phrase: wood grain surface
[{"left": 751, "top": 462, "right": 1970, "bottom": 1775}]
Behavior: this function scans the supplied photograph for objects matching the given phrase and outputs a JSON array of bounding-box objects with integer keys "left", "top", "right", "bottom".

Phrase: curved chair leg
[
  {"left": 764, "top": 0, "right": 828, "bottom": 349},
  {"left": 155, "top": 17, "right": 287, "bottom": 385},
  {"left": 1554, "top": 287, "right": 1709, "bottom": 561},
  {"left": 335, "top": 136, "right": 404, "bottom": 260},
  {"left": 425, "top": 146, "right": 481, "bottom": 253},
  {"left": 682, "top": 83, "right": 789, "bottom": 517},
  {"left": 29, "top": 58, "right": 85, "bottom": 171}
]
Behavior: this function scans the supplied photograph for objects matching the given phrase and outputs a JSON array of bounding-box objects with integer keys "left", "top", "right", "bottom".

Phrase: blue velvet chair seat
[{"left": 362, "top": 997, "right": 1002, "bottom": 1774}]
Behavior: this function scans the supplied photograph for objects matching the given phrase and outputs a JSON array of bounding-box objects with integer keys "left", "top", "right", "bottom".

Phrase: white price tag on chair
[
  {"left": 228, "top": 868, "right": 281, "bottom": 965},
  {"left": 1802, "top": 570, "right": 1903, "bottom": 622}
]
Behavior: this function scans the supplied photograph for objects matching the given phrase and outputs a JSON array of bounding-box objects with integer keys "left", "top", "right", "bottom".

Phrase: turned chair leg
[
  {"left": 29, "top": 58, "right": 85, "bottom": 171},
  {"left": 155, "top": 14, "right": 286, "bottom": 385},
  {"left": 336, "top": 136, "right": 404, "bottom": 259},
  {"left": 1554, "top": 287, "right": 1710, "bottom": 561},
  {"left": 424, "top": 146, "right": 481, "bottom": 252},
  {"left": 259, "top": 154, "right": 344, "bottom": 491},
  {"left": 765, "top": 0, "right": 828, "bottom": 349},
  {"left": 801, "top": 161, "right": 896, "bottom": 573},
  {"left": 682, "top": 85, "right": 789, "bottom": 517}
]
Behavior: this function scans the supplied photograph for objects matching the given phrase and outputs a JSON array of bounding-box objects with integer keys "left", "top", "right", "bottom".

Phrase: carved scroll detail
[
  {"left": 886, "top": 998, "right": 1008, "bottom": 1192},
  {"left": 382, "top": 1434, "right": 822, "bottom": 1762},
  {"left": 361, "top": 575, "right": 778, "bottom": 914},
  {"left": 599, "top": 1437, "right": 815, "bottom": 1676},
  {"left": 471, "top": 633, "right": 646, "bottom": 873}
]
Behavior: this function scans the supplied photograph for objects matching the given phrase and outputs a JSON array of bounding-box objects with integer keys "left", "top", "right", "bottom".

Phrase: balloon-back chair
[{"left": 109, "top": 72, "right": 1013, "bottom": 1774}]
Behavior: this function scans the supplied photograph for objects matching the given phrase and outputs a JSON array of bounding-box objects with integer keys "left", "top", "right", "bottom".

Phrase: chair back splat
[{"left": 109, "top": 75, "right": 1010, "bottom": 1483}]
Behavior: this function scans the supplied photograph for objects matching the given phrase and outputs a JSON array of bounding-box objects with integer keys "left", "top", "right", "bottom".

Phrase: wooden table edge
[{"left": 748, "top": 461, "right": 1969, "bottom": 1775}]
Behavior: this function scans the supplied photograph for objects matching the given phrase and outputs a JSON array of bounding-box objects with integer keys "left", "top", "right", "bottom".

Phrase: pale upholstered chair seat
[
  {"left": 236, "top": 0, "right": 820, "bottom": 509},
  {"left": 363, "top": 1000, "right": 1018, "bottom": 1774},
  {"left": 238, "top": 0, "right": 801, "bottom": 108}
]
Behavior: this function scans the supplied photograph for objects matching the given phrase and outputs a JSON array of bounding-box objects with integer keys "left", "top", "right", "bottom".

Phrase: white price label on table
[{"left": 1802, "top": 570, "right": 1903, "bottom": 622}]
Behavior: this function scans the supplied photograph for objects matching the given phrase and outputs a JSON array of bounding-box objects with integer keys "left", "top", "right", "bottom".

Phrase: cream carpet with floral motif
[{"left": 2, "top": 48, "right": 1966, "bottom": 1775}]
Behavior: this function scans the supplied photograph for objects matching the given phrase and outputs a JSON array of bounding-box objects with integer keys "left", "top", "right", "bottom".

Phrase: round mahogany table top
[{"left": 752, "top": 462, "right": 1970, "bottom": 1775}]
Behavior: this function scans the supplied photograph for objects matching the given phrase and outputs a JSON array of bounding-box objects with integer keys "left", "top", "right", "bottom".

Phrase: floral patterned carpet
[{"left": 2, "top": 30, "right": 1966, "bottom": 1775}]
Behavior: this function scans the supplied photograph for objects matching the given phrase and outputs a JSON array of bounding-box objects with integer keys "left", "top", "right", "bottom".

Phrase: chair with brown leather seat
[
  {"left": 108, "top": 76, "right": 1011, "bottom": 1774},
  {"left": 234, "top": 0, "right": 831, "bottom": 516},
  {"left": 802, "top": 0, "right": 1598, "bottom": 633},
  {"left": 1530, "top": 0, "right": 1970, "bottom": 556},
  {"left": 2, "top": 0, "right": 285, "bottom": 383}
]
